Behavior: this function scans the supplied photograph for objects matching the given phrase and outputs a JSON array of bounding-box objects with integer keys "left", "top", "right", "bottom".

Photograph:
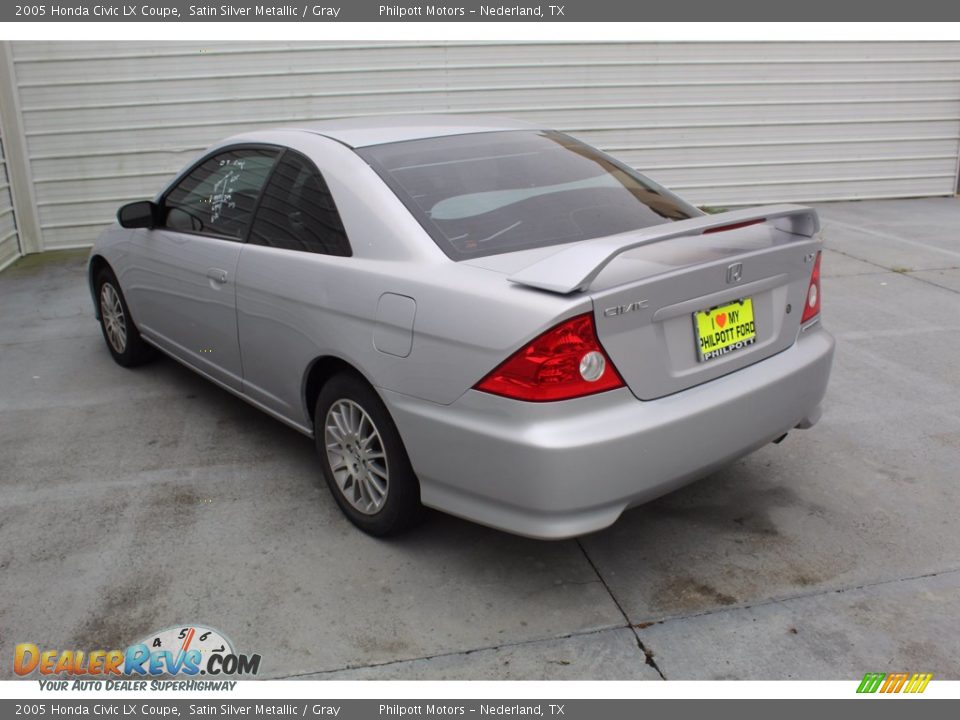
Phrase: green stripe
[{"left": 857, "top": 673, "right": 885, "bottom": 693}]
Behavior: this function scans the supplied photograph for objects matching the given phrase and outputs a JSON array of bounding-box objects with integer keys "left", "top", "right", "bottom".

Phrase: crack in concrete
[
  {"left": 629, "top": 565, "right": 960, "bottom": 628},
  {"left": 273, "top": 533, "right": 706, "bottom": 681},
  {"left": 820, "top": 229, "right": 960, "bottom": 297},
  {"left": 820, "top": 216, "right": 960, "bottom": 262},
  {"left": 574, "top": 539, "right": 667, "bottom": 680},
  {"left": 266, "top": 624, "right": 629, "bottom": 680},
  {"left": 824, "top": 265, "right": 960, "bottom": 280},
  {"left": 903, "top": 270, "right": 960, "bottom": 296},
  {"left": 0, "top": 332, "right": 92, "bottom": 348}
]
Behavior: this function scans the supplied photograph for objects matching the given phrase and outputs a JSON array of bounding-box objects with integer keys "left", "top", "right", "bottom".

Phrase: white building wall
[
  {"left": 0, "top": 134, "right": 20, "bottom": 270},
  {"left": 5, "top": 40, "right": 960, "bottom": 251}
]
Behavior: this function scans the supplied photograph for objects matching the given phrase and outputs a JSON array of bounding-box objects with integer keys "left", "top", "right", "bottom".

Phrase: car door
[
  {"left": 235, "top": 149, "right": 353, "bottom": 425},
  {"left": 126, "top": 146, "right": 280, "bottom": 390}
]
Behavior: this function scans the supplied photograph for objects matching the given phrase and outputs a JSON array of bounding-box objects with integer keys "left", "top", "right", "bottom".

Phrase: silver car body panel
[
  {"left": 89, "top": 115, "right": 834, "bottom": 538},
  {"left": 123, "top": 227, "right": 246, "bottom": 389},
  {"left": 383, "top": 324, "right": 833, "bottom": 539}
]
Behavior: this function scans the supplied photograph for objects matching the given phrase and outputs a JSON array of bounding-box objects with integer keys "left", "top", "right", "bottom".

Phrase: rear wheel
[
  {"left": 95, "top": 267, "right": 154, "bottom": 367},
  {"left": 315, "top": 372, "right": 424, "bottom": 536}
]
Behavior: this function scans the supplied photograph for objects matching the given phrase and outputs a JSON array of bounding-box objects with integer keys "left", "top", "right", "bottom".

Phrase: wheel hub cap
[
  {"left": 324, "top": 399, "right": 389, "bottom": 515},
  {"left": 100, "top": 283, "right": 127, "bottom": 353}
]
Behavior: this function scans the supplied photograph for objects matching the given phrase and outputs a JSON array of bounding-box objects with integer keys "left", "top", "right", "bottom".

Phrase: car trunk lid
[{"left": 505, "top": 205, "right": 822, "bottom": 400}]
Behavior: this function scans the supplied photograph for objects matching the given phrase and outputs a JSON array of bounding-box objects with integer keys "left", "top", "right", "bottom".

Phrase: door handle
[{"left": 206, "top": 268, "right": 229, "bottom": 284}]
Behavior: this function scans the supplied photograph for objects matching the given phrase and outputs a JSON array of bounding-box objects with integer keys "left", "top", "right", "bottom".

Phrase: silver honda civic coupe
[{"left": 88, "top": 115, "right": 834, "bottom": 539}]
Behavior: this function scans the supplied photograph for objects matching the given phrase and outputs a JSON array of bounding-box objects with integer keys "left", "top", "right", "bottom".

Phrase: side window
[
  {"left": 163, "top": 147, "right": 279, "bottom": 240},
  {"left": 248, "top": 150, "right": 352, "bottom": 257}
]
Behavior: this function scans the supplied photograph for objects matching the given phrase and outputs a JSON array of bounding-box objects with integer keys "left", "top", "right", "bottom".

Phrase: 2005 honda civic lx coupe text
[{"left": 89, "top": 115, "right": 834, "bottom": 539}]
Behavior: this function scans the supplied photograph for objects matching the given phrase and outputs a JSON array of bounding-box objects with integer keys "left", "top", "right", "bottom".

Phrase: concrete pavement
[{"left": 1, "top": 197, "right": 957, "bottom": 680}]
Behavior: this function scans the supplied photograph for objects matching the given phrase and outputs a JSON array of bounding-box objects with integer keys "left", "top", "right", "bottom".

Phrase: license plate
[{"left": 694, "top": 297, "right": 757, "bottom": 362}]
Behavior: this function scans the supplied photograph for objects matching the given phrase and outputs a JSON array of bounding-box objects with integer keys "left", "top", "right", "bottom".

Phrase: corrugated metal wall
[
  {"left": 0, "top": 133, "right": 20, "bottom": 270},
  {"left": 7, "top": 40, "right": 960, "bottom": 251}
]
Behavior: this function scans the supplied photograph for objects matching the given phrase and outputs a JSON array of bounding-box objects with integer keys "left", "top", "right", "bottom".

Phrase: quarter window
[
  {"left": 248, "top": 150, "right": 351, "bottom": 257},
  {"left": 163, "top": 147, "right": 279, "bottom": 240}
]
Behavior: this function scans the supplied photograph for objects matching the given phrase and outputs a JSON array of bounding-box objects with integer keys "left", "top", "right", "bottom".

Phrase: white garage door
[
  {"left": 0, "top": 133, "right": 20, "bottom": 270},
  {"left": 8, "top": 40, "right": 960, "bottom": 251}
]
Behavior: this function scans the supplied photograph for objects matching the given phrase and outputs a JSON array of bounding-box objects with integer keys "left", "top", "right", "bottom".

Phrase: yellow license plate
[{"left": 694, "top": 297, "right": 757, "bottom": 362}]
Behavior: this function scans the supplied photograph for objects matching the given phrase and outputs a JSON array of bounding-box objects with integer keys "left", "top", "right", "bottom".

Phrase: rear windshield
[{"left": 357, "top": 130, "right": 699, "bottom": 260}]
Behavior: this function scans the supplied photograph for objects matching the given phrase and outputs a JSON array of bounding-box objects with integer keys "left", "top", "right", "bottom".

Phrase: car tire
[
  {"left": 315, "top": 372, "right": 424, "bottom": 536},
  {"left": 95, "top": 267, "right": 155, "bottom": 367}
]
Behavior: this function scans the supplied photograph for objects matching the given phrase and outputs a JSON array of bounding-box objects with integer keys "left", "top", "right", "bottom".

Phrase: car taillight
[
  {"left": 474, "top": 313, "right": 625, "bottom": 402},
  {"left": 801, "top": 251, "right": 822, "bottom": 324},
  {"left": 703, "top": 218, "right": 765, "bottom": 234}
]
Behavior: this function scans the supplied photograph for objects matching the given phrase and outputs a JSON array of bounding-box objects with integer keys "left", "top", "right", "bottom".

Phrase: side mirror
[{"left": 117, "top": 200, "right": 162, "bottom": 229}]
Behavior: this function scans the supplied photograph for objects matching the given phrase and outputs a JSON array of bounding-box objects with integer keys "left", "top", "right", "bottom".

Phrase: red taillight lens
[
  {"left": 801, "top": 251, "right": 822, "bottom": 323},
  {"left": 475, "top": 313, "right": 625, "bottom": 402}
]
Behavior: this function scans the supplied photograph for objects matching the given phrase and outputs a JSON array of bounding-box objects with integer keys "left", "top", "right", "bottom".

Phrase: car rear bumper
[{"left": 381, "top": 324, "right": 835, "bottom": 539}]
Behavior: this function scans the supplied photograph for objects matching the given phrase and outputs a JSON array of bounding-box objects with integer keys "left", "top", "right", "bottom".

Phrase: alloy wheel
[
  {"left": 100, "top": 282, "right": 128, "bottom": 354},
  {"left": 324, "top": 399, "right": 390, "bottom": 515}
]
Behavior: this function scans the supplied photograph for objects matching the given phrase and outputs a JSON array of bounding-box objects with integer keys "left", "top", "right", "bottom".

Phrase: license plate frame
[{"left": 693, "top": 297, "right": 757, "bottom": 362}]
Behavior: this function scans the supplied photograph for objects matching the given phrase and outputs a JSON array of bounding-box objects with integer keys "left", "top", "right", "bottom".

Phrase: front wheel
[
  {"left": 315, "top": 373, "right": 424, "bottom": 536},
  {"left": 95, "top": 267, "right": 154, "bottom": 367}
]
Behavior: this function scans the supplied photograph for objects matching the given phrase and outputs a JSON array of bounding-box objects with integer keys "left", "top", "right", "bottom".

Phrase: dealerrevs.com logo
[{"left": 15, "top": 625, "right": 261, "bottom": 690}]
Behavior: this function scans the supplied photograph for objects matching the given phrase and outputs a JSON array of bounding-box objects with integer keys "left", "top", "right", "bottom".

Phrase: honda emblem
[{"left": 726, "top": 263, "right": 743, "bottom": 284}]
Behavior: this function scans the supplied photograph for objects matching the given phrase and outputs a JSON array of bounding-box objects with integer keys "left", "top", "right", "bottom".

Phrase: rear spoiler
[{"left": 507, "top": 204, "right": 820, "bottom": 295}]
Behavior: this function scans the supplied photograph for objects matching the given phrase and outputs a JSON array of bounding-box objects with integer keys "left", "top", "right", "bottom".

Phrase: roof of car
[{"left": 281, "top": 114, "right": 542, "bottom": 148}]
